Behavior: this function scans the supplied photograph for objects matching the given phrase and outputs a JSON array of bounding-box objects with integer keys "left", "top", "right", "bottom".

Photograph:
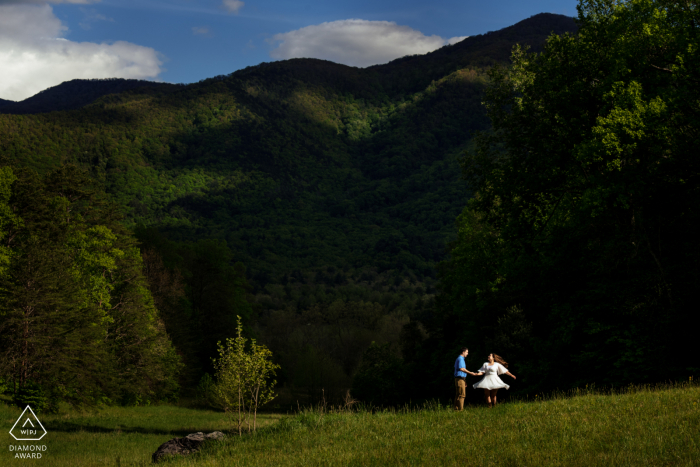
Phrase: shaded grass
[
  {"left": 167, "top": 383, "right": 700, "bottom": 466},
  {"left": 0, "top": 402, "right": 284, "bottom": 466}
]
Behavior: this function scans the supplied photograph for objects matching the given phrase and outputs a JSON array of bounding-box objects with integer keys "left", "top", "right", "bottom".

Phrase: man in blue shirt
[{"left": 454, "top": 347, "right": 478, "bottom": 411}]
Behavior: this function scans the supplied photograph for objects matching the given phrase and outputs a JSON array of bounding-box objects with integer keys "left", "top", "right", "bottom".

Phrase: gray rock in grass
[{"left": 152, "top": 431, "right": 225, "bottom": 463}]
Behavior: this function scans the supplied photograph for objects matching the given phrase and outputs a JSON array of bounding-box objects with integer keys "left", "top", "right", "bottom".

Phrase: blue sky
[{"left": 0, "top": 0, "right": 578, "bottom": 101}]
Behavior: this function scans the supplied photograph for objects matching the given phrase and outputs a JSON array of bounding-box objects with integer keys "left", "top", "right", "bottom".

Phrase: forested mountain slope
[
  {"left": 0, "top": 13, "right": 578, "bottom": 401},
  {"left": 0, "top": 13, "right": 575, "bottom": 293},
  {"left": 0, "top": 78, "right": 174, "bottom": 115},
  {"left": 370, "top": 13, "right": 576, "bottom": 93}
]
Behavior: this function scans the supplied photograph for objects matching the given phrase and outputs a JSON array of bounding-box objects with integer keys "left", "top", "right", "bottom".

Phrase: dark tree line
[
  {"left": 0, "top": 166, "right": 181, "bottom": 410},
  {"left": 136, "top": 229, "right": 253, "bottom": 387},
  {"left": 349, "top": 0, "right": 699, "bottom": 407},
  {"left": 407, "top": 0, "right": 699, "bottom": 404}
]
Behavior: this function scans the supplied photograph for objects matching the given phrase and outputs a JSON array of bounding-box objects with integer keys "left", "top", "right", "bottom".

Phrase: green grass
[
  {"left": 1, "top": 384, "right": 698, "bottom": 466},
  {"left": 168, "top": 383, "right": 700, "bottom": 467},
  {"left": 0, "top": 402, "right": 284, "bottom": 466}
]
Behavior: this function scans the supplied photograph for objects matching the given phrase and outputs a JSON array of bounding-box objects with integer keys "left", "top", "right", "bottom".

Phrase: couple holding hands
[{"left": 453, "top": 347, "right": 516, "bottom": 410}]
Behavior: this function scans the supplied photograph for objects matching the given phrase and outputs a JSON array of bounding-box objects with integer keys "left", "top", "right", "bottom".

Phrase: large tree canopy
[
  {"left": 0, "top": 166, "right": 182, "bottom": 409},
  {"left": 437, "top": 0, "right": 700, "bottom": 394}
]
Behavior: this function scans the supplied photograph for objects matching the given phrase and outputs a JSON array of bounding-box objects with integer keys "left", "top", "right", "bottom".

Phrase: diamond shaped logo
[{"left": 9, "top": 406, "right": 47, "bottom": 441}]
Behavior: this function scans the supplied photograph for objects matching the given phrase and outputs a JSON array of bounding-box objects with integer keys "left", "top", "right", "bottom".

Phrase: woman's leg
[
  {"left": 490, "top": 389, "right": 499, "bottom": 406},
  {"left": 483, "top": 389, "right": 491, "bottom": 407}
]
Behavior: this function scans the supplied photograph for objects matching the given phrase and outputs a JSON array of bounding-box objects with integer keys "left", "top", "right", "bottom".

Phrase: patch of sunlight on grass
[
  {"left": 167, "top": 382, "right": 700, "bottom": 467},
  {"left": 1, "top": 383, "right": 698, "bottom": 466}
]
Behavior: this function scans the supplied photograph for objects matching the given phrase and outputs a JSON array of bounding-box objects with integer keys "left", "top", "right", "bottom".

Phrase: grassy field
[
  {"left": 1, "top": 383, "right": 698, "bottom": 466},
  {"left": 167, "top": 383, "right": 700, "bottom": 467},
  {"left": 0, "top": 401, "right": 284, "bottom": 466}
]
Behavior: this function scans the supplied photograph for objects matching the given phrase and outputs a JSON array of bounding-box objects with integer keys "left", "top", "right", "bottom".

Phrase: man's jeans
[{"left": 454, "top": 377, "right": 466, "bottom": 410}]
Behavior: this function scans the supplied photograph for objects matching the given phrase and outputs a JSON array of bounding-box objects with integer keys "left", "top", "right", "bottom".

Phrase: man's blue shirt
[{"left": 454, "top": 356, "right": 467, "bottom": 377}]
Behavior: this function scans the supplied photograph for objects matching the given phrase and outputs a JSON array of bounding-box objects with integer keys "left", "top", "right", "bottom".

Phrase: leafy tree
[
  {"left": 182, "top": 240, "right": 253, "bottom": 372},
  {"left": 441, "top": 0, "right": 700, "bottom": 393},
  {"left": 0, "top": 166, "right": 18, "bottom": 276},
  {"left": 140, "top": 246, "right": 199, "bottom": 387},
  {"left": 136, "top": 229, "right": 254, "bottom": 380},
  {"left": 0, "top": 165, "right": 182, "bottom": 407},
  {"left": 0, "top": 168, "right": 117, "bottom": 407},
  {"left": 213, "top": 316, "right": 279, "bottom": 435}
]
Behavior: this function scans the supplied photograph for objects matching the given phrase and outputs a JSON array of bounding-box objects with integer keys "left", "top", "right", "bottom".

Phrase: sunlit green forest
[{"left": 1, "top": 1, "right": 696, "bottom": 412}]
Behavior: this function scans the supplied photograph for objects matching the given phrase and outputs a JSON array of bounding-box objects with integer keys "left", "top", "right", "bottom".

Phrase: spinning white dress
[{"left": 473, "top": 362, "right": 510, "bottom": 390}]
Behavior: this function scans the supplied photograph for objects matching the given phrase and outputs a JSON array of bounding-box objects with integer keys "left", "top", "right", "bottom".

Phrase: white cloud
[
  {"left": 222, "top": 0, "right": 243, "bottom": 14},
  {"left": 269, "top": 19, "right": 468, "bottom": 68},
  {"left": 447, "top": 36, "right": 468, "bottom": 45},
  {"left": 0, "top": 4, "right": 163, "bottom": 101}
]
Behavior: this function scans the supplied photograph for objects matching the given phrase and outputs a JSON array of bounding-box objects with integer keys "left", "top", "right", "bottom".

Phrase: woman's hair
[{"left": 489, "top": 353, "right": 508, "bottom": 368}]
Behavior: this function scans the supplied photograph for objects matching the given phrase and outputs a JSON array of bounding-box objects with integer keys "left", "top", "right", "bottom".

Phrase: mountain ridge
[
  {"left": 0, "top": 13, "right": 578, "bottom": 303},
  {"left": 0, "top": 78, "right": 176, "bottom": 115},
  {"left": 0, "top": 13, "right": 576, "bottom": 115}
]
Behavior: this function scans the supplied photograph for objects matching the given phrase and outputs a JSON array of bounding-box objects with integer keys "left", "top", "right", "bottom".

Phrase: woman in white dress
[{"left": 473, "top": 353, "right": 516, "bottom": 408}]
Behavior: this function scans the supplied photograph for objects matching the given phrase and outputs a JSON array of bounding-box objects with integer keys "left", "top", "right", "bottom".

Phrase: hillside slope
[
  {"left": 0, "top": 78, "right": 175, "bottom": 114},
  {"left": 0, "top": 14, "right": 577, "bottom": 304}
]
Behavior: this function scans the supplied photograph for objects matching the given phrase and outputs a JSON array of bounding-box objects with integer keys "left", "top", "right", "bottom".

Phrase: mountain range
[{"left": 0, "top": 13, "right": 578, "bottom": 312}]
